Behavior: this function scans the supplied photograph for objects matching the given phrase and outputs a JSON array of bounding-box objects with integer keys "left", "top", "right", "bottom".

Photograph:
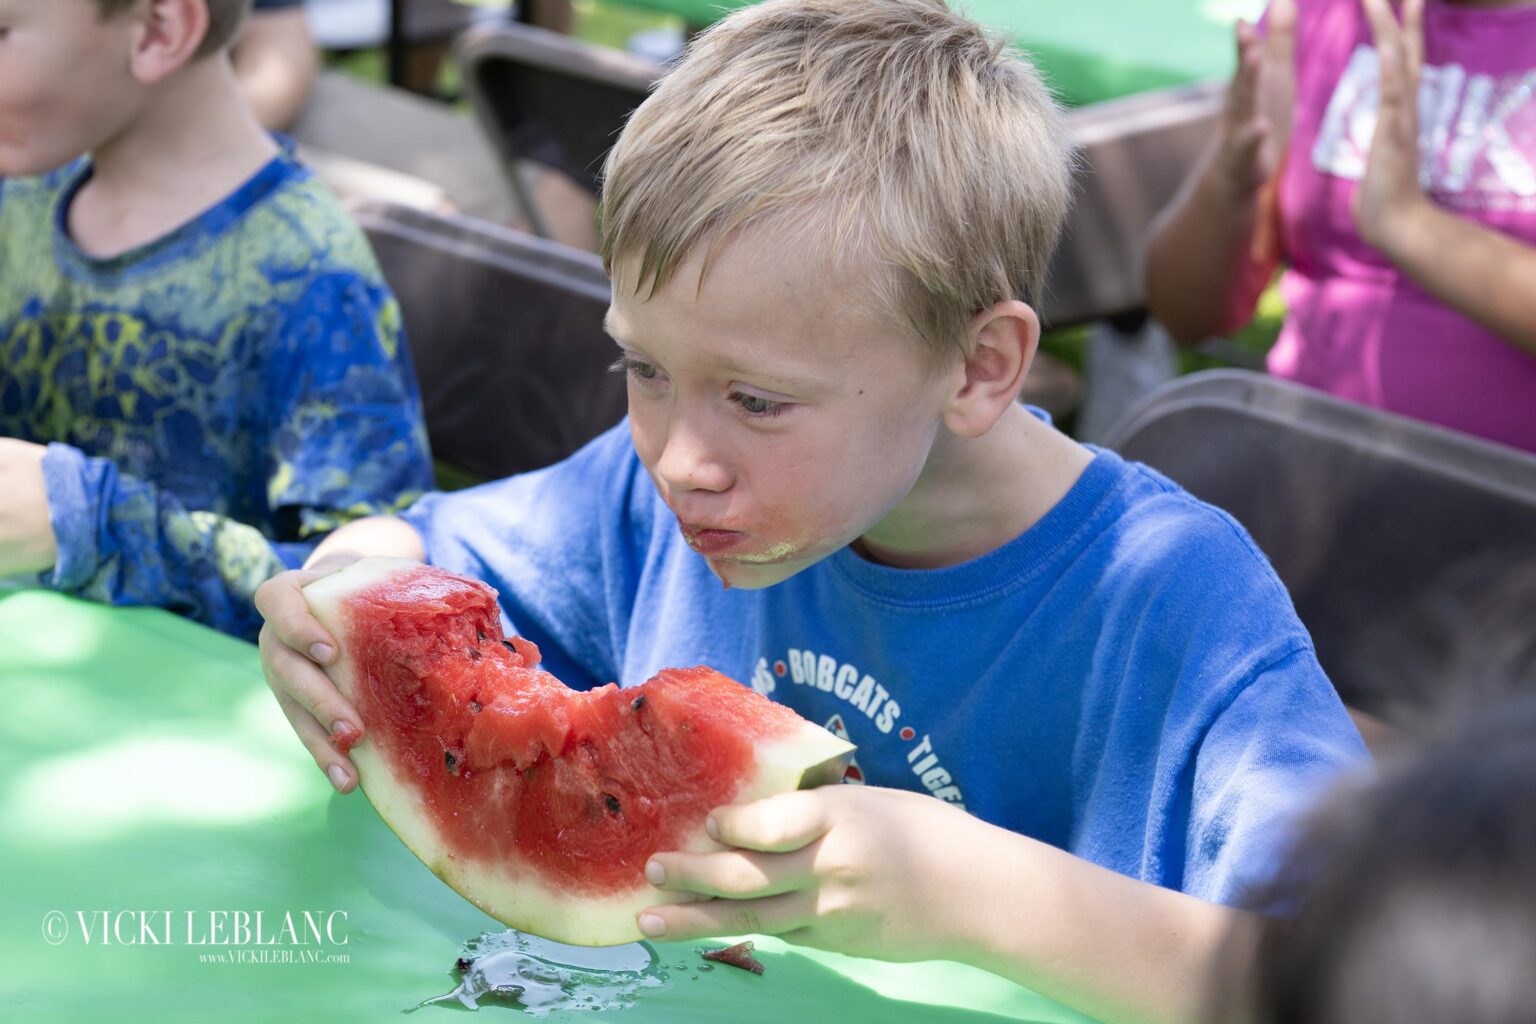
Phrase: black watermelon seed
[
  {"left": 445, "top": 750, "right": 459, "bottom": 774},
  {"left": 604, "top": 794, "right": 622, "bottom": 815},
  {"left": 501, "top": 639, "right": 516, "bottom": 652},
  {"left": 631, "top": 695, "right": 647, "bottom": 712},
  {"left": 469, "top": 648, "right": 482, "bottom": 662},
  {"left": 476, "top": 629, "right": 486, "bottom": 643},
  {"left": 469, "top": 700, "right": 482, "bottom": 713},
  {"left": 455, "top": 957, "right": 474, "bottom": 973}
]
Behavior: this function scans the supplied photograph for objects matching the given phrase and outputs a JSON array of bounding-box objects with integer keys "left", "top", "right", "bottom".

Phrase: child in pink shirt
[{"left": 1148, "top": 0, "right": 1536, "bottom": 454}]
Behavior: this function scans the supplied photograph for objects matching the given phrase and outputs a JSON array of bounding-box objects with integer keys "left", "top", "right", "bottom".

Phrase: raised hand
[
  {"left": 1356, "top": 0, "right": 1429, "bottom": 248},
  {"left": 1218, "top": 0, "right": 1298, "bottom": 200}
]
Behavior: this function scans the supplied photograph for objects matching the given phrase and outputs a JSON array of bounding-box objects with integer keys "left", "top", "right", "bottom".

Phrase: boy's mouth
[{"left": 679, "top": 523, "right": 746, "bottom": 556}]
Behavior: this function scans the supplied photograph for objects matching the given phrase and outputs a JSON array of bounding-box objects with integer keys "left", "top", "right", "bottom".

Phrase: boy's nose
[{"left": 654, "top": 420, "right": 733, "bottom": 494}]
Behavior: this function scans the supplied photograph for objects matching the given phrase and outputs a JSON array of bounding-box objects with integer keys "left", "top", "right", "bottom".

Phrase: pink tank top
[{"left": 1269, "top": 0, "right": 1536, "bottom": 452}]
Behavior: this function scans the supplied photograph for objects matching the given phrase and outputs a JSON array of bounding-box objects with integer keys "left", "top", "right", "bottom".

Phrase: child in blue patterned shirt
[{"left": 0, "top": 0, "right": 433, "bottom": 639}]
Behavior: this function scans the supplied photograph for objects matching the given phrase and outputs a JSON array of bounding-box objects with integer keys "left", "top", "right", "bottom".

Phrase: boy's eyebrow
[{"left": 602, "top": 312, "right": 828, "bottom": 395}]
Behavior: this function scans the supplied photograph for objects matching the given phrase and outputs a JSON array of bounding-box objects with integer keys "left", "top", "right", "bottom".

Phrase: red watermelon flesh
[{"left": 302, "top": 558, "right": 854, "bottom": 946}]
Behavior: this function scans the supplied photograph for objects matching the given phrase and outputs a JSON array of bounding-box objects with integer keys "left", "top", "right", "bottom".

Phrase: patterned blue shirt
[{"left": 0, "top": 149, "right": 434, "bottom": 639}]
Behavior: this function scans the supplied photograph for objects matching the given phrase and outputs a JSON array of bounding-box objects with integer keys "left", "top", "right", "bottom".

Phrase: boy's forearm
[
  {"left": 1144, "top": 147, "right": 1278, "bottom": 347},
  {"left": 304, "top": 515, "right": 426, "bottom": 572},
  {"left": 955, "top": 824, "right": 1254, "bottom": 1024}
]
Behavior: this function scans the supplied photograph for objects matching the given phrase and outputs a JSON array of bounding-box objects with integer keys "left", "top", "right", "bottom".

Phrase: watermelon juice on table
[{"left": 302, "top": 558, "right": 854, "bottom": 947}]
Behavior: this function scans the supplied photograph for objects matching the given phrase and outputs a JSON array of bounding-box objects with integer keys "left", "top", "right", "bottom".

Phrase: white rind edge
[{"left": 302, "top": 557, "right": 855, "bottom": 947}]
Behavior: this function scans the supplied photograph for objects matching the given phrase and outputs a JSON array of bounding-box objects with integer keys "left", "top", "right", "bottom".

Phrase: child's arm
[
  {"left": 23, "top": 424, "right": 426, "bottom": 640},
  {"left": 1354, "top": 0, "right": 1536, "bottom": 357},
  {"left": 640, "top": 785, "right": 1250, "bottom": 1024},
  {"left": 1143, "top": 0, "right": 1296, "bottom": 346}
]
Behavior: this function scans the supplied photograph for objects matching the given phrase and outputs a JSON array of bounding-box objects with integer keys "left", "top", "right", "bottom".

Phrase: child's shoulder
[
  {"left": 224, "top": 148, "right": 388, "bottom": 286},
  {"left": 1079, "top": 447, "right": 1294, "bottom": 606}
]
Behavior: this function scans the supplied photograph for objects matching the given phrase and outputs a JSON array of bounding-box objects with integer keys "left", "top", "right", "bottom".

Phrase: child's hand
[
  {"left": 1215, "top": 0, "right": 1297, "bottom": 200},
  {"left": 637, "top": 785, "right": 996, "bottom": 963},
  {"left": 0, "top": 438, "right": 57, "bottom": 577},
  {"left": 255, "top": 562, "right": 366, "bottom": 793},
  {"left": 1356, "top": 0, "right": 1428, "bottom": 250}
]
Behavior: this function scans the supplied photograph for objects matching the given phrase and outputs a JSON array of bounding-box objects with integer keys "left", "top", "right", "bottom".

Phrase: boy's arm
[
  {"left": 641, "top": 785, "right": 1250, "bottom": 1024},
  {"left": 29, "top": 441, "right": 323, "bottom": 637}
]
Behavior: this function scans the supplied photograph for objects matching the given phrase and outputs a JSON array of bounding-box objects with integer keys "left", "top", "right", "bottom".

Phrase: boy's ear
[
  {"left": 127, "top": 0, "right": 212, "bottom": 85},
  {"left": 941, "top": 299, "right": 1040, "bottom": 438}
]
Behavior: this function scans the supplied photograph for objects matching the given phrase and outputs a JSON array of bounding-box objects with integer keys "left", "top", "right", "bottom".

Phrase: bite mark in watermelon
[{"left": 302, "top": 558, "right": 854, "bottom": 946}]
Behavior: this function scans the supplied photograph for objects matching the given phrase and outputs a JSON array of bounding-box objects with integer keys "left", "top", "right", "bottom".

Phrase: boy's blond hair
[
  {"left": 91, "top": 0, "right": 251, "bottom": 58},
  {"left": 600, "top": 0, "right": 1075, "bottom": 361}
]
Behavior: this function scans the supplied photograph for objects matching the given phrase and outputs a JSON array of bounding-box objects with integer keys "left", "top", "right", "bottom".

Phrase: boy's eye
[
  {"left": 608, "top": 355, "right": 661, "bottom": 382},
  {"left": 730, "top": 391, "right": 788, "bottom": 418}
]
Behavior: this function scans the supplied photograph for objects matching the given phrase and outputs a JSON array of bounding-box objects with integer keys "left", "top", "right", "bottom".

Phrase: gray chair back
[
  {"left": 353, "top": 201, "right": 627, "bottom": 479},
  {"left": 1104, "top": 371, "right": 1536, "bottom": 713}
]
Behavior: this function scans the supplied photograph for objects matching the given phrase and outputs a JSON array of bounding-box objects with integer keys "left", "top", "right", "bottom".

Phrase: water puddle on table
[{"left": 413, "top": 929, "right": 672, "bottom": 1015}]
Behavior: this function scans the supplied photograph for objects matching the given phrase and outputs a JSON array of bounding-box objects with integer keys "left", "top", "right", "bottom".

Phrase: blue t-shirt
[
  {"left": 401, "top": 420, "right": 1367, "bottom": 904},
  {"left": 0, "top": 150, "right": 434, "bottom": 640}
]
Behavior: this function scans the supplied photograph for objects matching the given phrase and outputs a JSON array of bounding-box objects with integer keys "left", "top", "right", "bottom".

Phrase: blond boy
[{"left": 255, "top": 2, "right": 1366, "bottom": 1019}]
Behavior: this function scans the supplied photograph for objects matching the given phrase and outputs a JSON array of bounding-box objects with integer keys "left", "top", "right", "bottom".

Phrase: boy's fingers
[
  {"left": 637, "top": 891, "right": 812, "bottom": 943},
  {"left": 709, "top": 790, "right": 834, "bottom": 853},
  {"left": 646, "top": 845, "right": 817, "bottom": 900},
  {"left": 258, "top": 624, "right": 363, "bottom": 742},
  {"left": 254, "top": 569, "right": 338, "bottom": 666},
  {"left": 270, "top": 685, "right": 358, "bottom": 793}
]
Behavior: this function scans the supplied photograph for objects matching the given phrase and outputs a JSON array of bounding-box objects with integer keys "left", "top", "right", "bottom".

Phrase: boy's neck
[
  {"left": 854, "top": 404, "right": 1095, "bottom": 571},
  {"left": 69, "top": 55, "right": 280, "bottom": 259}
]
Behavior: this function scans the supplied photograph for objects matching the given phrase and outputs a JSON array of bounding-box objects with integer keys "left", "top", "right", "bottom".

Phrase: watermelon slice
[{"left": 301, "top": 558, "right": 854, "bottom": 946}]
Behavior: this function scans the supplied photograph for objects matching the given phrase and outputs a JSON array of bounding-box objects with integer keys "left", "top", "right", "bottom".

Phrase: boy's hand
[
  {"left": 637, "top": 785, "right": 993, "bottom": 962},
  {"left": 1355, "top": 0, "right": 1429, "bottom": 252},
  {"left": 0, "top": 438, "right": 58, "bottom": 577},
  {"left": 1216, "top": 0, "right": 1296, "bottom": 200},
  {"left": 255, "top": 563, "right": 366, "bottom": 793}
]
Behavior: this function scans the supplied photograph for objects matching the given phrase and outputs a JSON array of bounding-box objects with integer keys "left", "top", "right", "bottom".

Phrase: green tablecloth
[
  {"left": 602, "top": 0, "right": 1263, "bottom": 106},
  {"left": 0, "top": 590, "right": 1100, "bottom": 1023}
]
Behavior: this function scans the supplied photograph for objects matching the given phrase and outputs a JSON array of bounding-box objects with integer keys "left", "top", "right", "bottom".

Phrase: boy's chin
[{"left": 702, "top": 556, "right": 810, "bottom": 591}]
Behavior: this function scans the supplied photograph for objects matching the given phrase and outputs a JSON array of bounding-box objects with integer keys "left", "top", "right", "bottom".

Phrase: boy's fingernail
[
  {"left": 310, "top": 643, "right": 334, "bottom": 664},
  {"left": 645, "top": 860, "right": 666, "bottom": 886},
  {"left": 637, "top": 914, "right": 666, "bottom": 938},
  {"left": 327, "top": 765, "right": 349, "bottom": 791},
  {"left": 705, "top": 815, "right": 720, "bottom": 841}
]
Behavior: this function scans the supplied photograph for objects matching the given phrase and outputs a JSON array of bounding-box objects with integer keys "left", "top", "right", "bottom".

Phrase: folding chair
[
  {"left": 454, "top": 21, "right": 661, "bottom": 238},
  {"left": 352, "top": 201, "right": 627, "bottom": 480},
  {"left": 1103, "top": 370, "right": 1536, "bottom": 718}
]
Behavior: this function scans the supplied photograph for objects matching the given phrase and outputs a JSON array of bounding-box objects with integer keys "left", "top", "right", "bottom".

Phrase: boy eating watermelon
[{"left": 255, "top": 1, "right": 1367, "bottom": 1020}]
